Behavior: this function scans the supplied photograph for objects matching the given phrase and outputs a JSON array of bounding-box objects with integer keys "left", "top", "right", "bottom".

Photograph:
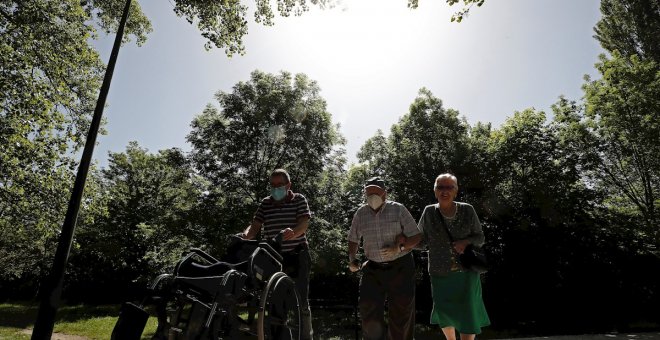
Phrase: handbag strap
[
  {"left": 435, "top": 204, "right": 456, "bottom": 243},
  {"left": 435, "top": 205, "right": 462, "bottom": 269}
]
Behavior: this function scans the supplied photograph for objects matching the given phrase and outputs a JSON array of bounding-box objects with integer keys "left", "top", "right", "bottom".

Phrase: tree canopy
[
  {"left": 553, "top": 53, "right": 660, "bottom": 247},
  {"left": 187, "top": 70, "right": 345, "bottom": 257},
  {"left": 0, "top": 0, "right": 487, "bottom": 296},
  {"left": 66, "top": 143, "right": 206, "bottom": 300},
  {"left": 2, "top": 0, "right": 659, "bottom": 334},
  {"left": 594, "top": 0, "right": 660, "bottom": 62}
]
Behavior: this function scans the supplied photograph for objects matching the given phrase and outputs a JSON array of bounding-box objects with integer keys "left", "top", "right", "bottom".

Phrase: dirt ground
[{"left": 20, "top": 329, "right": 88, "bottom": 340}]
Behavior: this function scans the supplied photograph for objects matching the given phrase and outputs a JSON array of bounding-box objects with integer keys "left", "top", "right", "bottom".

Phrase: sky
[{"left": 93, "top": 0, "right": 603, "bottom": 167}]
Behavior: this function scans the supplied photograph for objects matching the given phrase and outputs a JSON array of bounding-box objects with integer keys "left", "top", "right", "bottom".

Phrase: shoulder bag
[{"left": 436, "top": 206, "right": 488, "bottom": 274}]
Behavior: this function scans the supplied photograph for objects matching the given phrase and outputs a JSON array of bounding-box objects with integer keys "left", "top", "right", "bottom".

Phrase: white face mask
[{"left": 367, "top": 194, "right": 384, "bottom": 210}]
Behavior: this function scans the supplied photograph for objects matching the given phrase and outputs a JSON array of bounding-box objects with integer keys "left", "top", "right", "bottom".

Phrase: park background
[{"left": 1, "top": 0, "right": 659, "bottom": 338}]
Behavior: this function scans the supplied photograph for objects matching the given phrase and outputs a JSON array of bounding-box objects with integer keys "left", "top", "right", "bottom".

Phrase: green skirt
[{"left": 430, "top": 271, "right": 490, "bottom": 334}]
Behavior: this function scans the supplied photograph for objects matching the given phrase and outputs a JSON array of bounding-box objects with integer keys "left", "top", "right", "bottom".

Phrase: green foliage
[
  {"left": 0, "top": 0, "right": 340, "bottom": 290},
  {"left": 594, "top": 0, "right": 660, "bottom": 62},
  {"left": 355, "top": 88, "right": 471, "bottom": 218},
  {"left": 0, "top": 0, "right": 488, "bottom": 285},
  {"left": 0, "top": 0, "right": 154, "bottom": 287},
  {"left": 305, "top": 150, "right": 353, "bottom": 276},
  {"left": 555, "top": 53, "right": 660, "bottom": 246},
  {"left": 488, "top": 109, "right": 571, "bottom": 222},
  {"left": 83, "top": 0, "right": 152, "bottom": 45},
  {"left": 188, "top": 70, "right": 339, "bottom": 204},
  {"left": 408, "top": 0, "right": 486, "bottom": 23},
  {"left": 173, "top": 0, "right": 315, "bottom": 55},
  {"left": 66, "top": 143, "right": 206, "bottom": 299},
  {"left": 173, "top": 0, "right": 249, "bottom": 54},
  {"left": 0, "top": 0, "right": 100, "bottom": 283},
  {"left": 356, "top": 129, "right": 388, "bottom": 178},
  {"left": 2, "top": 0, "right": 658, "bottom": 334},
  {"left": 349, "top": 88, "right": 660, "bottom": 331},
  {"left": 340, "top": 6, "right": 660, "bottom": 328},
  {"left": 187, "top": 70, "right": 345, "bottom": 270}
]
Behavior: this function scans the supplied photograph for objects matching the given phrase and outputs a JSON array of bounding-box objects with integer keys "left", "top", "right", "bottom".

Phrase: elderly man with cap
[{"left": 347, "top": 177, "right": 422, "bottom": 340}]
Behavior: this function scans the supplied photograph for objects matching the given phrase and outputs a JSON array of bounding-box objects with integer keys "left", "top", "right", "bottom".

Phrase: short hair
[
  {"left": 270, "top": 169, "right": 290, "bottom": 183},
  {"left": 434, "top": 173, "right": 458, "bottom": 188}
]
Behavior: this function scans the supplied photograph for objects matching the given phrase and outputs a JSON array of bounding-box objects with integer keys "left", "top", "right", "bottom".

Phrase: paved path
[{"left": 498, "top": 333, "right": 660, "bottom": 340}]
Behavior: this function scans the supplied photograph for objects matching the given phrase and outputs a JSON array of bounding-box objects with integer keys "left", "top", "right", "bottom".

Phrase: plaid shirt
[{"left": 348, "top": 201, "right": 421, "bottom": 263}]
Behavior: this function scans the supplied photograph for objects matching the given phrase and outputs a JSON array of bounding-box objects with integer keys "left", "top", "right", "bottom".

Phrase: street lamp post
[{"left": 31, "top": 0, "right": 132, "bottom": 338}]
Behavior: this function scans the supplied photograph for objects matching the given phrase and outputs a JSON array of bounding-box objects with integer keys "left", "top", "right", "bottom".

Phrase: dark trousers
[
  {"left": 359, "top": 253, "right": 416, "bottom": 340},
  {"left": 282, "top": 246, "right": 313, "bottom": 340}
]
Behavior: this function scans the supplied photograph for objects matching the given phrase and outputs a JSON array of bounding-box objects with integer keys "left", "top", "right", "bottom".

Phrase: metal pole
[{"left": 31, "top": 0, "right": 132, "bottom": 337}]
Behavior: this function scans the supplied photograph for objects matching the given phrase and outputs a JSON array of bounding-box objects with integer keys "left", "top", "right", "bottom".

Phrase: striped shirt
[
  {"left": 348, "top": 201, "right": 421, "bottom": 263},
  {"left": 254, "top": 191, "right": 311, "bottom": 253}
]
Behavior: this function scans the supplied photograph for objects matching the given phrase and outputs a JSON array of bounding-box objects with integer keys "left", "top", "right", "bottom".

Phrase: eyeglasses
[{"left": 434, "top": 185, "right": 456, "bottom": 191}]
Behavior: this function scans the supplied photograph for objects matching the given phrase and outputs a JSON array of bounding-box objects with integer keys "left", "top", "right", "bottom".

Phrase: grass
[
  {"left": 0, "top": 302, "right": 511, "bottom": 339},
  {"left": 0, "top": 327, "right": 30, "bottom": 340},
  {"left": 0, "top": 302, "right": 482, "bottom": 339},
  {"left": 54, "top": 315, "right": 158, "bottom": 339},
  {"left": 0, "top": 303, "right": 157, "bottom": 340}
]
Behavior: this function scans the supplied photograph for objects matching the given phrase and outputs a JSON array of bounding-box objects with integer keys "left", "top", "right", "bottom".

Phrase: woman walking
[{"left": 417, "top": 173, "right": 490, "bottom": 340}]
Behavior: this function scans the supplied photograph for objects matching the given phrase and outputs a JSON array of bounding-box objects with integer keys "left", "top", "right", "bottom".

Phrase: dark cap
[{"left": 364, "top": 177, "right": 386, "bottom": 190}]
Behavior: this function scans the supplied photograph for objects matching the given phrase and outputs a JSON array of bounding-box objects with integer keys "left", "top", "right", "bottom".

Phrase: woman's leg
[
  {"left": 459, "top": 333, "right": 476, "bottom": 340},
  {"left": 441, "top": 327, "right": 456, "bottom": 340}
]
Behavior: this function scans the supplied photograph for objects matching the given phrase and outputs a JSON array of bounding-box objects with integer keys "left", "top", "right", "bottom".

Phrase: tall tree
[
  {"left": 303, "top": 148, "right": 351, "bottom": 277},
  {"left": 363, "top": 88, "right": 472, "bottom": 218},
  {"left": 481, "top": 108, "right": 636, "bottom": 331},
  {"left": 0, "top": 0, "right": 151, "bottom": 285},
  {"left": 356, "top": 129, "right": 389, "bottom": 179},
  {"left": 1, "top": 0, "right": 100, "bottom": 284},
  {"left": 66, "top": 142, "right": 206, "bottom": 300},
  {"left": 187, "top": 70, "right": 343, "bottom": 251},
  {"left": 556, "top": 53, "right": 659, "bottom": 246},
  {"left": 594, "top": 0, "right": 660, "bottom": 62}
]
